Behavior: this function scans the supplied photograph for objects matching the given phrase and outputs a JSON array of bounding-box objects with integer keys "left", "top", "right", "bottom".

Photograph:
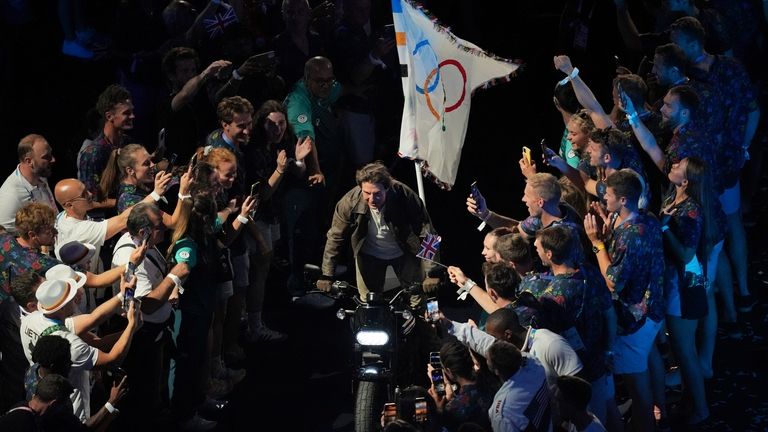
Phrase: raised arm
[
  {"left": 554, "top": 55, "right": 613, "bottom": 129},
  {"left": 622, "top": 91, "right": 665, "bottom": 172},
  {"left": 172, "top": 60, "right": 231, "bottom": 112},
  {"left": 613, "top": 0, "right": 643, "bottom": 52}
]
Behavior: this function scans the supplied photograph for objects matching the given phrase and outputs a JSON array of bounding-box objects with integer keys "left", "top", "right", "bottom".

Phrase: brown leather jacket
[{"left": 321, "top": 180, "right": 438, "bottom": 278}]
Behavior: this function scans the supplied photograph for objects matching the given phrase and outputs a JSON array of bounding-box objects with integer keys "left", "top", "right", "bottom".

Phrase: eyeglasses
[{"left": 312, "top": 76, "right": 336, "bottom": 88}]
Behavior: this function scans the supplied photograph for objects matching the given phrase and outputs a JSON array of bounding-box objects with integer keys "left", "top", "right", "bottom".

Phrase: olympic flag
[{"left": 392, "top": 0, "right": 519, "bottom": 189}]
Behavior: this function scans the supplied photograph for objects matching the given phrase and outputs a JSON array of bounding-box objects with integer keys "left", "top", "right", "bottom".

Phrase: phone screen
[
  {"left": 383, "top": 403, "right": 397, "bottom": 424},
  {"left": 426, "top": 299, "right": 440, "bottom": 322},
  {"left": 414, "top": 398, "right": 427, "bottom": 423},
  {"left": 431, "top": 369, "right": 446, "bottom": 395},
  {"left": 429, "top": 351, "right": 441, "bottom": 368}
]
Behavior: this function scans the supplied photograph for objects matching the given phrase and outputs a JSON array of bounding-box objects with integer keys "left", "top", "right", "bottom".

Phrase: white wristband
[
  {"left": 150, "top": 191, "right": 162, "bottom": 202},
  {"left": 294, "top": 160, "right": 305, "bottom": 168},
  {"left": 236, "top": 214, "right": 249, "bottom": 224},
  {"left": 178, "top": 193, "right": 191, "bottom": 200},
  {"left": 232, "top": 69, "right": 244, "bottom": 80},
  {"left": 104, "top": 402, "right": 119, "bottom": 414},
  {"left": 558, "top": 67, "right": 579, "bottom": 86},
  {"left": 167, "top": 273, "right": 182, "bottom": 287}
]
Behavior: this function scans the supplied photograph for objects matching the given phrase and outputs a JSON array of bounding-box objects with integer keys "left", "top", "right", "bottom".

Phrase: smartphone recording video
[
  {"left": 426, "top": 298, "right": 440, "bottom": 322},
  {"left": 522, "top": 146, "right": 532, "bottom": 165},
  {"left": 414, "top": 397, "right": 427, "bottom": 423},
  {"left": 429, "top": 351, "right": 441, "bottom": 368},
  {"left": 431, "top": 368, "right": 446, "bottom": 396}
]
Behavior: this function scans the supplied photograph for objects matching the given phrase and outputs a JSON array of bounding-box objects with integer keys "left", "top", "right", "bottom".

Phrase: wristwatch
[{"left": 592, "top": 242, "right": 606, "bottom": 254}]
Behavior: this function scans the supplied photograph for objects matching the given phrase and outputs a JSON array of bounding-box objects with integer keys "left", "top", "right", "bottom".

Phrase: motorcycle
[{"left": 298, "top": 265, "right": 429, "bottom": 432}]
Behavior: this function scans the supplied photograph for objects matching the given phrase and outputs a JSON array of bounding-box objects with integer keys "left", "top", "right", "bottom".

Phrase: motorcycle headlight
[{"left": 355, "top": 330, "right": 389, "bottom": 346}]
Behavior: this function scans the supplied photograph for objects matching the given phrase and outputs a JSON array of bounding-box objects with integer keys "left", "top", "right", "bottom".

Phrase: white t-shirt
[
  {"left": 20, "top": 311, "right": 98, "bottom": 422},
  {"left": 360, "top": 207, "right": 403, "bottom": 259},
  {"left": 54, "top": 211, "right": 108, "bottom": 273},
  {"left": 0, "top": 166, "right": 57, "bottom": 232},
  {"left": 111, "top": 232, "right": 171, "bottom": 324},
  {"left": 489, "top": 354, "right": 552, "bottom": 432},
  {"left": 528, "top": 328, "right": 583, "bottom": 394}
]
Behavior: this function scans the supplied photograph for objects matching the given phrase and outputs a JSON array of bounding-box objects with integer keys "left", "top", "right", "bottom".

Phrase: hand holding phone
[
  {"left": 250, "top": 181, "right": 261, "bottom": 198},
  {"left": 522, "top": 146, "right": 532, "bottom": 165},
  {"left": 431, "top": 368, "right": 446, "bottom": 396},
  {"left": 540, "top": 139, "right": 556, "bottom": 161}
]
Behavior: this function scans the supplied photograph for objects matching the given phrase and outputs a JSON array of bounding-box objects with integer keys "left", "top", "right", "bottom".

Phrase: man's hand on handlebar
[{"left": 316, "top": 278, "right": 333, "bottom": 292}]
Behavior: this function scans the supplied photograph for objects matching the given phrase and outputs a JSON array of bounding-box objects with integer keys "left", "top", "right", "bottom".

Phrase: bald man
[
  {"left": 0, "top": 134, "right": 58, "bottom": 232},
  {"left": 53, "top": 178, "right": 142, "bottom": 273}
]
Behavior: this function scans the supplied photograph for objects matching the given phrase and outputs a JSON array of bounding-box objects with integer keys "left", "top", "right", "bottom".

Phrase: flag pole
[{"left": 414, "top": 161, "right": 426, "bottom": 205}]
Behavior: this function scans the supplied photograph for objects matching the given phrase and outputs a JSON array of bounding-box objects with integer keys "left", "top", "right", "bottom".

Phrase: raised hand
[{"left": 295, "top": 136, "right": 312, "bottom": 161}]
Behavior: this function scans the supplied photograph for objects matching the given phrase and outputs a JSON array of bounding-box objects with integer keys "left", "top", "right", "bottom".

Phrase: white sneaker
[
  {"left": 62, "top": 40, "right": 94, "bottom": 59},
  {"left": 179, "top": 414, "right": 217, "bottom": 431}
]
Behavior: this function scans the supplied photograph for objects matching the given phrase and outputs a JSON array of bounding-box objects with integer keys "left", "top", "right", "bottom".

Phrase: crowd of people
[{"left": 0, "top": 0, "right": 766, "bottom": 431}]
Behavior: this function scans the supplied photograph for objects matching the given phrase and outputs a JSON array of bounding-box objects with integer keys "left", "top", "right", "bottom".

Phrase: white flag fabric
[{"left": 392, "top": 0, "right": 519, "bottom": 189}]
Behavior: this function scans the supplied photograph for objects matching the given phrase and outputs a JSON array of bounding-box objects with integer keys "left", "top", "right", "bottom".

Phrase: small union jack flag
[
  {"left": 417, "top": 233, "right": 441, "bottom": 261},
  {"left": 203, "top": 4, "right": 238, "bottom": 39}
]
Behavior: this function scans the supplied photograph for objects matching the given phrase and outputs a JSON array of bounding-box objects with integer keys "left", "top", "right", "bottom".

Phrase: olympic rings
[
  {"left": 423, "top": 59, "right": 467, "bottom": 121},
  {"left": 413, "top": 40, "right": 441, "bottom": 95}
]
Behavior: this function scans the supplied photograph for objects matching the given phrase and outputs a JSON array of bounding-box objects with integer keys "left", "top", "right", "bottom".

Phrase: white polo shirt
[
  {"left": 0, "top": 166, "right": 57, "bottom": 232},
  {"left": 20, "top": 311, "right": 99, "bottom": 422},
  {"left": 111, "top": 232, "right": 171, "bottom": 324}
]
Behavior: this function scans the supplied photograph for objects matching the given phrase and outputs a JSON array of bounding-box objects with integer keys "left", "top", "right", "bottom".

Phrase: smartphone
[
  {"left": 383, "top": 402, "right": 397, "bottom": 425},
  {"left": 431, "top": 368, "right": 446, "bottom": 396},
  {"left": 414, "top": 397, "right": 427, "bottom": 423},
  {"left": 426, "top": 298, "right": 440, "bottom": 322},
  {"left": 540, "top": 139, "right": 555, "bottom": 160},
  {"left": 248, "top": 50, "right": 277, "bottom": 67},
  {"left": 167, "top": 153, "right": 178, "bottom": 171},
  {"left": 383, "top": 23, "right": 396, "bottom": 38},
  {"left": 470, "top": 181, "right": 481, "bottom": 199},
  {"left": 123, "top": 262, "right": 136, "bottom": 310},
  {"left": 429, "top": 351, "right": 441, "bottom": 368},
  {"left": 250, "top": 181, "right": 261, "bottom": 197},
  {"left": 189, "top": 152, "right": 199, "bottom": 169},
  {"left": 105, "top": 367, "right": 126, "bottom": 388},
  {"left": 522, "top": 146, "right": 532, "bottom": 165}
]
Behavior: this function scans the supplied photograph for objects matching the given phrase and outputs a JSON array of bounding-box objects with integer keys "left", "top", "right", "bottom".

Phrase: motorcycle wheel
[{"left": 354, "top": 380, "right": 386, "bottom": 432}]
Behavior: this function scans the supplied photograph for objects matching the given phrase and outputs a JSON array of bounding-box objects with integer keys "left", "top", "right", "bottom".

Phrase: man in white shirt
[
  {"left": 110, "top": 202, "right": 187, "bottom": 422},
  {"left": 53, "top": 178, "right": 134, "bottom": 273},
  {"left": 20, "top": 274, "right": 141, "bottom": 422},
  {"left": 0, "top": 134, "right": 58, "bottom": 233}
]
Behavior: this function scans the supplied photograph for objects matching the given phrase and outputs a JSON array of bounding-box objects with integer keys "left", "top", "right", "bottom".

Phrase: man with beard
[
  {"left": 623, "top": 85, "right": 718, "bottom": 191},
  {"left": 0, "top": 134, "right": 57, "bottom": 233}
]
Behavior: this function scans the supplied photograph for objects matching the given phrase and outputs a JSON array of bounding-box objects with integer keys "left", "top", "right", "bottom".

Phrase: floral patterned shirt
[
  {"left": 443, "top": 383, "right": 495, "bottom": 431},
  {"left": 532, "top": 264, "right": 612, "bottom": 381},
  {"left": 0, "top": 233, "right": 60, "bottom": 302},
  {"left": 689, "top": 55, "right": 759, "bottom": 187},
  {"left": 77, "top": 133, "right": 124, "bottom": 198},
  {"left": 664, "top": 123, "right": 720, "bottom": 192},
  {"left": 116, "top": 183, "right": 148, "bottom": 213},
  {"left": 606, "top": 210, "right": 665, "bottom": 327}
]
